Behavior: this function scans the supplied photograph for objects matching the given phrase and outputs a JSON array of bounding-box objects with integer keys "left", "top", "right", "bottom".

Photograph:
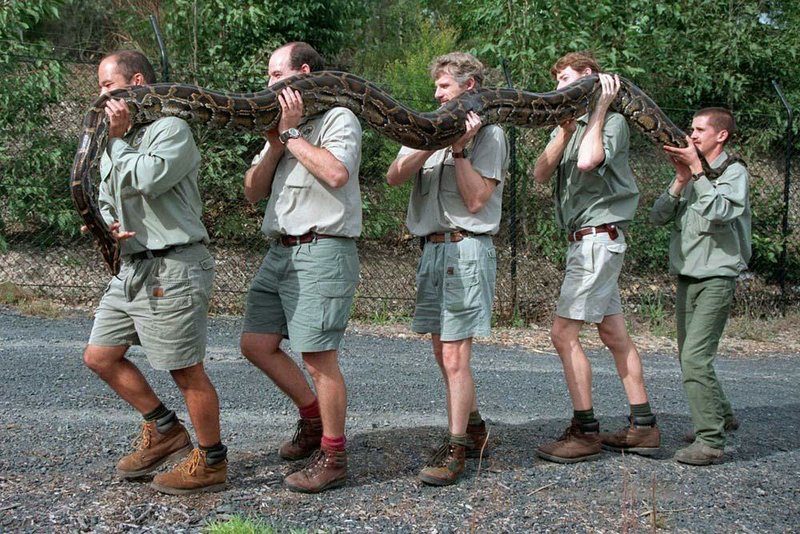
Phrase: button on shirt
[
  {"left": 252, "top": 107, "right": 362, "bottom": 238},
  {"left": 98, "top": 116, "right": 209, "bottom": 257},
  {"left": 650, "top": 151, "right": 751, "bottom": 278},
  {"left": 399, "top": 124, "right": 508, "bottom": 236},
  {"left": 552, "top": 112, "right": 639, "bottom": 231}
]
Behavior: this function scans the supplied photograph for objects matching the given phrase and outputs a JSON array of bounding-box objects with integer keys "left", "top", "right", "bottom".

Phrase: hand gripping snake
[{"left": 69, "top": 71, "right": 709, "bottom": 274}]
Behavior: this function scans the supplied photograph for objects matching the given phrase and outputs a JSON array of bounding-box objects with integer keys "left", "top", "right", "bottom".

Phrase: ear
[
  {"left": 130, "top": 73, "right": 146, "bottom": 86},
  {"left": 464, "top": 78, "right": 476, "bottom": 91},
  {"left": 717, "top": 129, "right": 730, "bottom": 144},
  {"left": 300, "top": 64, "right": 311, "bottom": 75},
  {"left": 582, "top": 67, "right": 594, "bottom": 77}
]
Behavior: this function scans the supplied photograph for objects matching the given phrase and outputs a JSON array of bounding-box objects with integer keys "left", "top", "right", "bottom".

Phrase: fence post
[
  {"left": 772, "top": 80, "right": 793, "bottom": 316},
  {"left": 501, "top": 59, "right": 519, "bottom": 321},
  {"left": 149, "top": 15, "right": 170, "bottom": 82}
]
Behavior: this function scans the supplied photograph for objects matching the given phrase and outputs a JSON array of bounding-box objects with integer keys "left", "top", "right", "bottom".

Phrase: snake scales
[{"left": 70, "top": 71, "right": 697, "bottom": 274}]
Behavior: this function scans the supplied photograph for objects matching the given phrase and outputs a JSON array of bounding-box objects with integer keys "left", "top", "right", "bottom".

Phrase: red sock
[
  {"left": 321, "top": 435, "right": 346, "bottom": 452},
  {"left": 298, "top": 398, "right": 320, "bottom": 419}
]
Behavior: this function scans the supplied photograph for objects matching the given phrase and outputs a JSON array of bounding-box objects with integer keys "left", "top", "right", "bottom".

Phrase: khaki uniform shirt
[
  {"left": 252, "top": 107, "right": 362, "bottom": 238},
  {"left": 98, "top": 117, "right": 209, "bottom": 257},
  {"left": 398, "top": 124, "right": 508, "bottom": 236},
  {"left": 552, "top": 112, "right": 639, "bottom": 231},
  {"left": 650, "top": 151, "right": 751, "bottom": 278}
]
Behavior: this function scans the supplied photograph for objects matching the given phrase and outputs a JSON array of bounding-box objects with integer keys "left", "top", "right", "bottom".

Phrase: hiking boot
[
  {"left": 150, "top": 448, "right": 228, "bottom": 495},
  {"left": 284, "top": 447, "right": 347, "bottom": 493},
  {"left": 466, "top": 421, "right": 490, "bottom": 458},
  {"left": 674, "top": 440, "right": 724, "bottom": 466},
  {"left": 600, "top": 417, "right": 661, "bottom": 456},
  {"left": 419, "top": 443, "right": 466, "bottom": 486},
  {"left": 536, "top": 419, "right": 602, "bottom": 464},
  {"left": 683, "top": 416, "right": 739, "bottom": 443},
  {"left": 116, "top": 420, "right": 192, "bottom": 479},
  {"left": 279, "top": 417, "right": 323, "bottom": 461}
]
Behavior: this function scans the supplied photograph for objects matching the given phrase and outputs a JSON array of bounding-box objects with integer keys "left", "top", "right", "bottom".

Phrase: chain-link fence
[{"left": 1, "top": 54, "right": 797, "bottom": 323}]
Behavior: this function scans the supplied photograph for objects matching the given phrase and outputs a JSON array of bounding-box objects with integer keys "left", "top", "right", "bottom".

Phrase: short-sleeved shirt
[
  {"left": 552, "top": 112, "right": 639, "bottom": 231},
  {"left": 650, "top": 151, "right": 751, "bottom": 278},
  {"left": 252, "top": 107, "right": 362, "bottom": 238},
  {"left": 98, "top": 117, "right": 209, "bottom": 257},
  {"left": 398, "top": 124, "right": 508, "bottom": 236}
]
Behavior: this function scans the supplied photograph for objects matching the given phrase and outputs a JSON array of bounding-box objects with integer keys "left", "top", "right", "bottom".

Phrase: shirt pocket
[{"left": 439, "top": 159, "right": 459, "bottom": 193}]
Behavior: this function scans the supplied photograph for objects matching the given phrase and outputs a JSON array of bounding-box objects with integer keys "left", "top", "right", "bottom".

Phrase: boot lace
[
  {"left": 177, "top": 448, "right": 203, "bottom": 476},
  {"left": 290, "top": 419, "right": 306, "bottom": 445},
  {"left": 301, "top": 449, "right": 327, "bottom": 475},
  {"left": 131, "top": 422, "right": 153, "bottom": 450},
  {"left": 427, "top": 442, "right": 452, "bottom": 467}
]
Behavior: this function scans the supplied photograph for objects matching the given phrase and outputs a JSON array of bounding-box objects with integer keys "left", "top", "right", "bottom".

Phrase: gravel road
[{"left": 1, "top": 307, "right": 798, "bottom": 532}]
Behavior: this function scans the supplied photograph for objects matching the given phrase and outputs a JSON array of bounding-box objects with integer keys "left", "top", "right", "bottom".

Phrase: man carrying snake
[
  {"left": 239, "top": 42, "right": 362, "bottom": 493},
  {"left": 82, "top": 50, "right": 227, "bottom": 494},
  {"left": 387, "top": 52, "right": 509, "bottom": 486},
  {"left": 532, "top": 51, "right": 661, "bottom": 463},
  {"left": 653, "top": 108, "right": 750, "bottom": 465}
]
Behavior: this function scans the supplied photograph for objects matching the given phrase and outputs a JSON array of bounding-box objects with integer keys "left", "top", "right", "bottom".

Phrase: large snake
[{"left": 70, "top": 71, "right": 698, "bottom": 274}]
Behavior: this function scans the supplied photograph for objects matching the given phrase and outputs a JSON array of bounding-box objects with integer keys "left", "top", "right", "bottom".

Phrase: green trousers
[{"left": 676, "top": 275, "right": 736, "bottom": 449}]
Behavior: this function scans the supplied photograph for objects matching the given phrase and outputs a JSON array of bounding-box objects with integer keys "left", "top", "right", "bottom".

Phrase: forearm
[
  {"left": 244, "top": 149, "right": 282, "bottom": 203},
  {"left": 285, "top": 137, "right": 349, "bottom": 188},
  {"left": 533, "top": 132, "right": 570, "bottom": 183},
  {"left": 387, "top": 149, "right": 434, "bottom": 186},
  {"left": 577, "top": 109, "right": 608, "bottom": 172},
  {"left": 454, "top": 161, "right": 495, "bottom": 213}
]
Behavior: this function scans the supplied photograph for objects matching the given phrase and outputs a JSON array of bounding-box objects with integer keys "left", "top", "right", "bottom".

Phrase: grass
[
  {"left": 204, "top": 516, "right": 309, "bottom": 534},
  {"left": 0, "top": 280, "right": 63, "bottom": 318}
]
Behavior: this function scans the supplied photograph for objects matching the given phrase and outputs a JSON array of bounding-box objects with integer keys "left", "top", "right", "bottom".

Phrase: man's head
[
  {"left": 268, "top": 42, "right": 324, "bottom": 86},
  {"left": 690, "top": 107, "right": 736, "bottom": 156},
  {"left": 429, "top": 52, "right": 485, "bottom": 105},
  {"left": 550, "top": 51, "right": 601, "bottom": 90},
  {"left": 98, "top": 50, "right": 156, "bottom": 95}
]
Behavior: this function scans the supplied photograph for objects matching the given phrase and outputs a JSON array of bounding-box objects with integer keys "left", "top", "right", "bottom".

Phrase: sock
[
  {"left": 449, "top": 433, "right": 470, "bottom": 447},
  {"left": 144, "top": 404, "right": 177, "bottom": 433},
  {"left": 631, "top": 402, "right": 656, "bottom": 426},
  {"left": 468, "top": 410, "right": 484, "bottom": 427},
  {"left": 299, "top": 398, "right": 321, "bottom": 419},
  {"left": 574, "top": 408, "right": 596, "bottom": 425},
  {"left": 200, "top": 442, "right": 228, "bottom": 465},
  {"left": 321, "top": 435, "right": 346, "bottom": 452}
]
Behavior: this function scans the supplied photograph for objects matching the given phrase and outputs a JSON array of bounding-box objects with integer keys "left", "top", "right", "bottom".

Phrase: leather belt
[
  {"left": 425, "top": 230, "right": 479, "bottom": 244},
  {"left": 279, "top": 232, "right": 337, "bottom": 246},
  {"left": 568, "top": 224, "right": 619, "bottom": 242},
  {"left": 129, "top": 245, "right": 178, "bottom": 261}
]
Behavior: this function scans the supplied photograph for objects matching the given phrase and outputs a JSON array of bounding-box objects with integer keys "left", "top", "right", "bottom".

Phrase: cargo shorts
[
  {"left": 88, "top": 243, "right": 215, "bottom": 371},
  {"left": 556, "top": 230, "right": 627, "bottom": 324},
  {"left": 413, "top": 234, "right": 497, "bottom": 341},
  {"left": 243, "top": 237, "right": 359, "bottom": 353}
]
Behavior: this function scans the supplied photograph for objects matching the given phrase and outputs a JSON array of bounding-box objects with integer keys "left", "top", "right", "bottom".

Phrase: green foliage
[{"left": 204, "top": 515, "right": 307, "bottom": 534}]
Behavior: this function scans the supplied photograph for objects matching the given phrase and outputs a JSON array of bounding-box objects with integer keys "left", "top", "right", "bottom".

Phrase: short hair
[
  {"left": 694, "top": 107, "right": 737, "bottom": 143},
  {"left": 104, "top": 50, "right": 156, "bottom": 84},
  {"left": 280, "top": 41, "right": 325, "bottom": 73},
  {"left": 550, "top": 50, "right": 601, "bottom": 79},
  {"left": 430, "top": 52, "right": 485, "bottom": 88}
]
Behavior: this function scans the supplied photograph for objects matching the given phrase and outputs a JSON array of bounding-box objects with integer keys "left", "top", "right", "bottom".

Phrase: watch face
[{"left": 280, "top": 128, "right": 301, "bottom": 143}]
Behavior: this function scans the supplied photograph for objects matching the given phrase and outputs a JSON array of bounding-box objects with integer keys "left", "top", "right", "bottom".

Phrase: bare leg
[
  {"left": 240, "top": 332, "right": 316, "bottom": 408},
  {"left": 440, "top": 338, "right": 475, "bottom": 435},
  {"left": 171, "top": 362, "right": 221, "bottom": 447},
  {"left": 83, "top": 344, "right": 161, "bottom": 414},
  {"left": 302, "top": 350, "right": 347, "bottom": 437},
  {"left": 550, "top": 316, "right": 593, "bottom": 410},
  {"left": 597, "top": 314, "right": 648, "bottom": 405}
]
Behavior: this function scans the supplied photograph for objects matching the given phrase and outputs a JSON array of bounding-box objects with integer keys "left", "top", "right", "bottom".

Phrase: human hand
[
  {"left": 559, "top": 118, "right": 577, "bottom": 135},
  {"left": 595, "top": 73, "right": 620, "bottom": 111},
  {"left": 104, "top": 99, "right": 131, "bottom": 139},
  {"left": 452, "top": 111, "right": 481, "bottom": 152},
  {"left": 108, "top": 221, "right": 136, "bottom": 241},
  {"left": 664, "top": 136, "right": 702, "bottom": 175},
  {"left": 277, "top": 87, "right": 303, "bottom": 133}
]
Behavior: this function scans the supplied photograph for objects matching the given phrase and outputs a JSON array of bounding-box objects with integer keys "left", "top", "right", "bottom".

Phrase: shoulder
[
  {"left": 477, "top": 124, "right": 508, "bottom": 145},
  {"left": 149, "top": 116, "right": 193, "bottom": 137},
  {"left": 604, "top": 111, "right": 628, "bottom": 130},
  {"left": 322, "top": 107, "right": 359, "bottom": 125}
]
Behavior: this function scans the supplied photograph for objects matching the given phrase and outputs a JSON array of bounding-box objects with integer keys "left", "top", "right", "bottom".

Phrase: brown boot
[
  {"left": 600, "top": 417, "right": 661, "bottom": 456},
  {"left": 116, "top": 420, "right": 192, "bottom": 479},
  {"left": 419, "top": 443, "right": 466, "bottom": 486},
  {"left": 150, "top": 448, "right": 228, "bottom": 495},
  {"left": 284, "top": 447, "right": 347, "bottom": 493},
  {"left": 465, "top": 421, "right": 490, "bottom": 458},
  {"left": 279, "top": 417, "right": 323, "bottom": 460},
  {"left": 536, "top": 419, "right": 602, "bottom": 464}
]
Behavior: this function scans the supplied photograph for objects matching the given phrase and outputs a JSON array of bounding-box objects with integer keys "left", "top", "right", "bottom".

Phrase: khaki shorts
[
  {"left": 89, "top": 243, "right": 215, "bottom": 371},
  {"left": 243, "top": 238, "right": 359, "bottom": 353},
  {"left": 556, "top": 231, "right": 626, "bottom": 324},
  {"left": 413, "top": 235, "right": 497, "bottom": 341}
]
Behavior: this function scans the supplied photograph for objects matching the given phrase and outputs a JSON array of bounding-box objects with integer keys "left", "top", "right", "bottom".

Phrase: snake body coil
[{"left": 70, "top": 71, "right": 689, "bottom": 274}]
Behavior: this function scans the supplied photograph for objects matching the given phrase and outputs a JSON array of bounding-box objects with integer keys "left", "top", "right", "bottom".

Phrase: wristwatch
[
  {"left": 691, "top": 171, "right": 707, "bottom": 181},
  {"left": 279, "top": 128, "right": 302, "bottom": 144},
  {"left": 452, "top": 148, "right": 467, "bottom": 159}
]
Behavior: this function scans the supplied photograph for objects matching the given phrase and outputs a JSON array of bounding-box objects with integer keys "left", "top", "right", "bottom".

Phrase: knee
[
  {"left": 441, "top": 353, "right": 469, "bottom": 377},
  {"left": 83, "top": 346, "right": 111, "bottom": 374},
  {"left": 550, "top": 325, "right": 574, "bottom": 355}
]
